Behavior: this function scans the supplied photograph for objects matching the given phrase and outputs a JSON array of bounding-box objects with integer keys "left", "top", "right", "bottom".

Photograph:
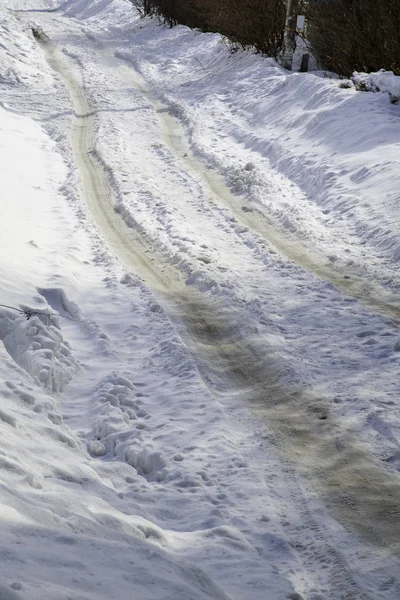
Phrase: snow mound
[
  {"left": 353, "top": 70, "right": 400, "bottom": 99},
  {"left": 0, "top": 310, "right": 79, "bottom": 393},
  {"left": 62, "top": 0, "right": 115, "bottom": 19},
  {"left": 43, "top": 0, "right": 129, "bottom": 22},
  {"left": 0, "top": 3, "right": 53, "bottom": 86},
  {"left": 86, "top": 372, "right": 171, "bottom": 481}
]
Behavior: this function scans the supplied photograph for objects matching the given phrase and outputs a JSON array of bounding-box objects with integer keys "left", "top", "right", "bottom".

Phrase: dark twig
[
  {"left": 193, "top": 56, "right": 207, "bottom": 72},
  {"left": 0, "top": 304, "right": 80, "bottom": 330}
]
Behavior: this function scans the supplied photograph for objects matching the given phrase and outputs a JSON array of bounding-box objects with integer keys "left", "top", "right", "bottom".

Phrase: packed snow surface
[{"left": 1, "top": 0, "right": 400, "bottom": 599}]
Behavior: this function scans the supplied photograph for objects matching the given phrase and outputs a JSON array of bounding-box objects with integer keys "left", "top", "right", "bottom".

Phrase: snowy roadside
[{"left": 1, "top": 1, "right": 400, "bottom": 599}]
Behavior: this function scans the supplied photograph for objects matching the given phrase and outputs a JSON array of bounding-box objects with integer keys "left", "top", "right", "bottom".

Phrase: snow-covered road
[{"left": 1, "top": 0, "right": 400, "bottom": 598}]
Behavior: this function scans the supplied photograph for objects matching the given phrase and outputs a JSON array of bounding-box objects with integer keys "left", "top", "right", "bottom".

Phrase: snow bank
[
  {"left": 0, "top": 2, "right": 53, "bottom": 86},
  {"left": 0, "top": 311, "right": 79, "bottom": 393},
  {"left": 0, "top": 337, "right": 238, "bottom": 600},
  {"left": 353, "top": 70, "right": 400, "bottom": 99}
]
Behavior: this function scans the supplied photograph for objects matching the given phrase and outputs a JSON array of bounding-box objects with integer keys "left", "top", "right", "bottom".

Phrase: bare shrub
[
  {"left": 308, "top": 0, "right": 400, "bottom": 76},
  {"left": 206, "top": 0, "right": 287, "bottom": 56},
  {"left": 128, "top": 0, "right": 157, "bottom": 18},
  {"left": 135, "top": 0, "right": 287, "bottom": 57}
]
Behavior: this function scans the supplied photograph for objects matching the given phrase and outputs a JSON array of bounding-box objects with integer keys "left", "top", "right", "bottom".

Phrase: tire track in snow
[
  {"left": 37, "top": 32, "right": 400, "bottom": 600},
  {"left": 162, "top": 298, "right": 400, "bottom": 599},
  {"left": 110, "top": 61, "right": 400, "bottom": 327}
]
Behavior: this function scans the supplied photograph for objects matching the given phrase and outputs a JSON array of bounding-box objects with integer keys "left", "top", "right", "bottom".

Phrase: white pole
[{"left": 282, "top": 0, "right": 295, "bottom": 70}]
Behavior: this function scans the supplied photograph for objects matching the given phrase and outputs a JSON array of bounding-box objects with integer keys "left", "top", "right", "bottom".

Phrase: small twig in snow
[
  {"left": 0, "top": 304, "right": 80, "bottom": 329},
  {"left": 194, "top": 56, "right": 207, "bottom": 72}
]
